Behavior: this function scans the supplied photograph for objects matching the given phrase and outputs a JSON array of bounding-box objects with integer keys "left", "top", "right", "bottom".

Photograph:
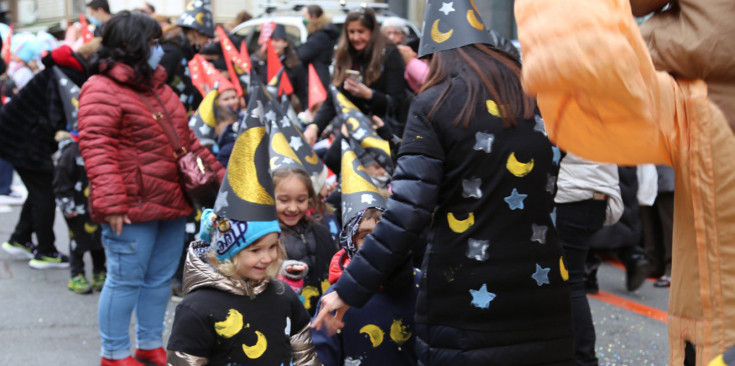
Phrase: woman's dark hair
[
  {"left": 90, "top": 11, "right": 162, "bottom": 81},
  {"left": 333, "top": 8, "right": 387, "bottom": 86},
  {"left": 305, "top": 5, "right": 323, "bottom": 19},
  {"left": 422, "top": 44, "right": 535, "bottom": 128}
]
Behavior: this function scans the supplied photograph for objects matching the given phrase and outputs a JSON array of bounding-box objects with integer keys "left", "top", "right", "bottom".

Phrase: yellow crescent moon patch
[
  {"left": 447, "top": 212, "right": 474, "bottom": 233},
  {"left": 195, "top": 12, "right": 205, "bottom": 25},
  {"left": 305, "top": 151, "right": 320, "bottom": 165},
  {"left": 389, "top": 319, "right": 412, "bottom": 346},
  {"left": 214, "top": 309, "right": 244, "bottom": 338},
  {"left": 560, "top": 257, "right": 569, "bottom": 281},
  {"left": 346, "top": 117, "right": 360, "bottom": 131},
  {"left": 272, "top": 132, "right": 302, "bottom": 165},
  {"left": 486, "top": 100, "right": 500, "bottom": 117},
  {"left": 506, "top": 152, "right": 535, "bottom": 177},
  {"left": 270, "top": 157, "right": 281, "bottom": 170},
  {"left": 242, "top": 331, "right": 267, "bottom": 359},
  {"left": 431, "top": 19, "right": 454, "bottom": 44},
  {"left": 228, "top": 127, "right": 274, "bottom": 206},
  {"left": 84, "top": 222, "right": 99, "bottom": 234},
  {"left": 359, "top": 324, "right": 385, "bottom": 348}
]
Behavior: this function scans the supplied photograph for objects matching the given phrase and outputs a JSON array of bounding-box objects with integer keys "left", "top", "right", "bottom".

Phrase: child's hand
[
  {"left": 64, "top": 212, "right": 78, "bottom": 219},
  {"left": 285, "top": 263, "right": 307, "bottom": 275},
  {"left": 312, "top": 291, "right": 349, "bottom": 336}
]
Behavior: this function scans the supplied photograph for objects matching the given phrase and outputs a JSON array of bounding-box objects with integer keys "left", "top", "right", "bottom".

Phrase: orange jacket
[{"left": 516, "top": 0, "right": 735, "bottom": 364}]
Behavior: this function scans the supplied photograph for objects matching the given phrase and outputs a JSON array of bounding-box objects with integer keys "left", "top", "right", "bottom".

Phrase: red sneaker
[
  {"left": 135, "top": 347, "right": 166, "bottom": 366},
  {"left": 100, "top": 356, "right": 145, "bottom": 366}
]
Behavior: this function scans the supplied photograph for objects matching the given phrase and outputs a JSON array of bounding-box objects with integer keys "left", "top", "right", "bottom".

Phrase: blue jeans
[{"left": 98, "top": 218, "right": 186, "bottom": 360}]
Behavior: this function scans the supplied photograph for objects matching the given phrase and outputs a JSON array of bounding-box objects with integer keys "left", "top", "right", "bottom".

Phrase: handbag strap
[{"left": 136, "top": 90, "right": 188, "bottom": 158}]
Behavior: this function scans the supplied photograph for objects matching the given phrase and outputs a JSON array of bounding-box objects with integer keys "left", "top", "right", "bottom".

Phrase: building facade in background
[{"left": 0, "top": 0, "right": 517, "bottom": 40}]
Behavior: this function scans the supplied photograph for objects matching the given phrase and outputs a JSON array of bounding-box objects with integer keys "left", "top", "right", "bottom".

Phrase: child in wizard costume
[
  {"left": 166, "top": 112, "right": 321, "bottom": 365},
  {"left": 312, "top": 139, "right": 419, "bottom": 366}
]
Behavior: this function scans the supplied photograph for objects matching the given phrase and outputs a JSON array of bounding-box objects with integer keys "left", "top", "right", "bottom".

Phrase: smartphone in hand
[{"left": 345, "top": 69, "right": 363, "bottom": 84}]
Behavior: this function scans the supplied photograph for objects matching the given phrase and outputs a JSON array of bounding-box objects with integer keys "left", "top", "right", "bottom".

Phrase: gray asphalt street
[{"left": 0, "top": 203, "right": 670, "bottom": 365}]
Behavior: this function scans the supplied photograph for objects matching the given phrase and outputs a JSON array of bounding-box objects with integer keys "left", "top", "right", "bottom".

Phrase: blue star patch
[
  {"left": 469, "top": 283, "right": 496, "bottom": 309},
  {"left": 504, "top": 188, "right": 528, "bottom": 210}
]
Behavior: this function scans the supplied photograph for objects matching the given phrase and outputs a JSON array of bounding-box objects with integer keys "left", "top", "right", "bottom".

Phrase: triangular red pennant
[
  {"left": 216, "top": 26, "right": 244, "bottom": 97},
  {"left": 308, "top": 64, "right": 327, "bottom": 109},
  {"left": 266, "top": 40, "right": 281, "bottom": 83},
  {"left": 79, "top": 15, "right": 94, "bottom": 44},
  {"left": 239, "top": 40, "right": 251, "bottom": 74}
]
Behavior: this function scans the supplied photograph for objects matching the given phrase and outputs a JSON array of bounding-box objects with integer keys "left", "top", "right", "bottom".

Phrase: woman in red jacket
[{"left": 77, "top": 12, "right": 224, "bottom": 366}]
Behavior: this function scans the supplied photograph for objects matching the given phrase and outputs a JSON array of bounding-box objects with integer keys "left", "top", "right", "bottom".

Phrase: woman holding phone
[{"left": 303, "top": 8, "right": 406, "bottom": 145}]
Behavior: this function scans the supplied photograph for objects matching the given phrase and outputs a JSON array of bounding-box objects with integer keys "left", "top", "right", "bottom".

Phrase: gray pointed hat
[{"left": 418, "top": 0, "right": 496, "bottom": 57}]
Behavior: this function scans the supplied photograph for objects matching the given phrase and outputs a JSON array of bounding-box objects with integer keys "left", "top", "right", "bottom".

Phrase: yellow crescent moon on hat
[
  {"left": 228, "top": 127, "right": 274, "bottom": 205},
  {"left": 346, "top": 117, "right": 360, "bottom": 131},
  {"left": 431, "top": 19, "right": 453, "bottom": 44},
  {"left": 186, "top": 1, "right": 195, "bottom": 11},
  {"left": 272, "top": 132, "right": 302, "bottom": 165},
  {"left": 341, "top": 150, "right": 380, "bottom": 195},
  {"left": 467, "top": 0, "right": 485, "bottom": 30},
  {"left": 270, "top": 157, "right": 281, "bottom": 170},
  {"left": 196, "top": 12, "right": 205, "bottom": 25},
  {"left": 506, "top": 152, "right": 534, "bottom": 177},
  {"left": 447, "top": 212, "right": 474, "bottom": 233},
  {"left": 336, "top": 92, "right": 359, "bottom": 112},
  {"left": 242, "top": 331, "right": 268, "bottom": 359},
  {"left": 361, "top": 137, "right": 391, "bottom": 157},
  {"left": 199, "top": 90, "right": 219, "bottom": 127},
  {"left": 305, "top": 151, "right": 320, "bottom": 165}
]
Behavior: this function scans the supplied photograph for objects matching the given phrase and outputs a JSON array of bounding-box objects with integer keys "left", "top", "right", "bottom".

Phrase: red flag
[
  {"left": 2, "top": 24, "right": 13, "bottom": 66},
  {"left": 215, "top": 26, "right": 244, "bottom": 97},
  {"left": 307, "top": 64, "right": 327, "bottom": 109},
  {"left": 266, "top": 40, "right": 293, "bottom": 96},
  {"left": 79, "top": 15, "right": 94, "bottom": 44},
  {"left": 258, "top": 22, "right": 276, "bottom": 46},
  {"left": 239, "top": 40, "right": 251, "bottom": 73},
  {"left": 187, "top": 55, "right": 207, "bottom": 97}
]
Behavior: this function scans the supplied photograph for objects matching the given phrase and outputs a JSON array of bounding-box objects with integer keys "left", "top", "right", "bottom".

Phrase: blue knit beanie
[{"left": 199, "top": 208, "right": 281, "bottom": 261}]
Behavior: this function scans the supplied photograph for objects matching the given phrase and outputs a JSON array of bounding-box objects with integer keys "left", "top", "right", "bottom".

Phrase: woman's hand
[
  {"left": 312, "top": 291, "right": 350, "bottom": 336},
  {"left": 304, "top": 124, "right": 319, "bottom": 145},
  {"left": 105, "top": 214, "right": 131, "bottom": 236},
  {"left": 343, "top": 78, "right": 373, "bottom": 100}
]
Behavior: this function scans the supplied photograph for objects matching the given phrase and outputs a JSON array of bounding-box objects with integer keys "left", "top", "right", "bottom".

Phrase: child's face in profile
[
  {"left": 235, "top": 233, "right": 279, "bottom": 281},
  {"left": 275, "top": 175, "right": 310, "bottom": 227},
  {"left": 354, "top": 218, "right": 378, "bottom": 249}
]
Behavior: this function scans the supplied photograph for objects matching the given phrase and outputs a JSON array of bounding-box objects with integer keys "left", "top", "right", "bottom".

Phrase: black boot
[{"left": 618, "top": 246, "right": 654, "bottom": 292}]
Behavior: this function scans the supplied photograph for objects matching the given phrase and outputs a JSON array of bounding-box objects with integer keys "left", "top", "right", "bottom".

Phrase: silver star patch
[
  {"left": 473, "top": 132, "right": 495, "bottom": 153},
  {"left": 530, "top": 224, "right": 547, "bottom": 244},
  {"left": 466, "top": 238, "right": 490, "bottom": 262},
  {"left": 462, "top": 178, "right": 482, "bottom": 199}
]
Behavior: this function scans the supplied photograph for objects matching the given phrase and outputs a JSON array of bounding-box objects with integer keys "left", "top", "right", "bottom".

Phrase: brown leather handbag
[{"left": 138, "top": 91, "right": 219, "bottom": 207}]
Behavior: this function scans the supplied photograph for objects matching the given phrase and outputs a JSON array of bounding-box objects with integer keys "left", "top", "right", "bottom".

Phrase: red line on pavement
[{"left": 589, "top": 290, "right": 668, "bottom": 323}]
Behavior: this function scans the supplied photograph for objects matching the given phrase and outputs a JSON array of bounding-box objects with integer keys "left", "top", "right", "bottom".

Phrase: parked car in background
[{"left": 231, "top": 2, "right": 420, "bottom": 55}]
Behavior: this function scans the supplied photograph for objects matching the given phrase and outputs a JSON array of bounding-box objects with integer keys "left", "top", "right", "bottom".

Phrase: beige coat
[{"left": 515, "top": 0, "right": 735, "bottom": 364}]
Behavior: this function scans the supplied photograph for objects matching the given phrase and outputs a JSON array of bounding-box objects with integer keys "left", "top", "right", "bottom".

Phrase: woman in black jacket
[
  {"left": 314, "top": 3, "right": 574, "bottom": 365},
  {"left": 297, "top": 5, "right": 340, "bottom": 91},
  {"left": 303, "top": 8, "right": 406, "bottom": 145}
]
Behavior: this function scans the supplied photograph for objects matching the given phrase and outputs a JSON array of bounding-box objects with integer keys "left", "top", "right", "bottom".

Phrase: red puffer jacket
[{"left": 78, "top": 63, "right": 225, "bottom": 223}]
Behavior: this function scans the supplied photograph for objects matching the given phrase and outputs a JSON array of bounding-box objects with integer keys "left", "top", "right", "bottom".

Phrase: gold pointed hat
[
  {"left": 418, "top": 0, "right": 496, "bottom": 57},
  {"left": 213, "top": 95, "right": 277, "bottom": 222},
  {"left": 330, "top": 85, "right": 393, "bottom": 175},
  {"left": 340, "top": 139, "right": 387, "bottom": 224},
  {"left": 188, "top": 88, "right": 218, "bottom": 146}
]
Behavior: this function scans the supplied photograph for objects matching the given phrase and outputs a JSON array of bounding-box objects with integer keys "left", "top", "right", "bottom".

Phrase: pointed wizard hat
[
  {"left": 177, "top": 0, "right": 214, "bottom": 38},
  {"left": 53, "top": 66, "right": 81, "bottom": 132},
  {"left": 188, "top": 88, "right": 219, "bottom": 146},
  {"left": 418, "top": 0, "right": 496, "bottom": 58},
  {"left": 213, "top": 99, "right": 277, "bottom": 223},
  {"left": 330, "top": 85, "right": 393, "bottom": 175},
  {"left": 340, "top": 139, "right": 387, "bottom": 224}
]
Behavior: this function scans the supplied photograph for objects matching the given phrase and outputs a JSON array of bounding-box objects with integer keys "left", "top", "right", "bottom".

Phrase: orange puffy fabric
[{"left": 516, "top": 0, "right": 735, "bottom": 364}]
